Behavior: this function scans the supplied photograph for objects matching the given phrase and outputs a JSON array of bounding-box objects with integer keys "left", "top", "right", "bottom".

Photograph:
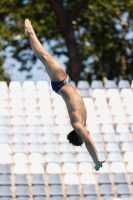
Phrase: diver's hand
[{"left": 95, "top": 161, "right": 105, "bottom": 171}]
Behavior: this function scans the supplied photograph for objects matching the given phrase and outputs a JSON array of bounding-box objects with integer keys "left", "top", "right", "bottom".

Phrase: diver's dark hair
[{"left": 67, "top": 129, "right": 84, "bottom": 147}]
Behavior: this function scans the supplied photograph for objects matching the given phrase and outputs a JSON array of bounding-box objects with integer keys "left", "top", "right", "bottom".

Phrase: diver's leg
[{"left": 25, "top": 18, "right": 67, "bottom": 81}]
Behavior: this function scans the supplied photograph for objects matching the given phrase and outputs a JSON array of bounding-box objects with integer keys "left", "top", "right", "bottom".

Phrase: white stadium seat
[
  {"left": 0, "top": 81, "right": 8, "bottom": 91},
  {"left": 9, "top": 81, "right": 22, "bottom": 90},
  {"left": 92, "top": 89, "right": 106, "bottom": 98},
  {"left": 78, "top": 163, "right": 93, "bottom": 173},
  {"left": 13, "top": 153, "right": 28, "bottom": 164},
  {"left": 23, "top": 90, "right": 37, "bottom": 99},
  {"left": 29, "top": 153, "right": 44, "bottom": 163},
  {"left": 53, "top": 107, "right": 68, "bottom": 117},
  {"left": 9, "top": 99, "right": 23, "bottom": 108},
  {"left": 62, "top": 163, "right": 77, "bottom": 173},
  {"left": 0, "top": 91, "right": 8, "bottom": 99},
  {"left": 24, "top": 99, "right": 38, "bottom": 108},
  {"left": 38, "top": 98, "right": 52, "bottom": 108},
  {"left": 80, "top": 173, "right": 96, "bottom": 184},
  {"left": 46, "top": 163, "right": 61, "bottom": 174},
  {"left": 25, "top": 108, "right": 38, "bottom": 116},
  {"left": 9, "top": 90, "right": 23, "bottom": 99},
  {"left": 10, "top": 108, "right": 24, "bottom": 116},
  {"left": 110, "top": 162, "right": 126, "bottom": 173},
  {"left": 124, "top": 152, "right": 133, "bottom": 162},
  {"left": 36, "top": 81, "right": 50, "bottom": 90},
  {"left": 120, "top": 89, "right": 133, "bottom": 98},
  {"left": 106, "top": 89, "right": 120, "bottom": 98},
  {"left": 14, "top": 164, "right": 29, "bottom": 174},
  {"left": 22, "top": 81, "right": 35, "bottom": 90},
  {"left": 36, "top": 90, "right": 50, "bottom": 98},
  {"left": 29, "top": 163, "right": 44, "bottom": 174},
  {"left": 64, "top": 174, "right": 79, "bottom": 185},
  {"left": 0, "top": 153, "right": 11, "bottom": 164}
]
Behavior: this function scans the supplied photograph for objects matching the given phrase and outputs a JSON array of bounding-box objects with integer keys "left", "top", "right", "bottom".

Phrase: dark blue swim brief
[{"left": 51, "top": 76, "right": 71, "bottom": 94}]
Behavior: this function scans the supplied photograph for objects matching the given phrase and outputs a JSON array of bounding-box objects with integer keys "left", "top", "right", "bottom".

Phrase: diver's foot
[{"left": 25, "top": 18, "right": 35, "bottom": 37}]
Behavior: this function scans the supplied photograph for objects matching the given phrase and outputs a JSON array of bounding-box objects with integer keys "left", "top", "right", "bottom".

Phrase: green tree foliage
[
  {"left": 0, "top": 57, "right": 10, "bottom": 84},
  {"left": 77, "top": 0, "right": 133, "bottom": 83},
  {"left": 0, "top": 0, "right": 133, "bottom": 84}
]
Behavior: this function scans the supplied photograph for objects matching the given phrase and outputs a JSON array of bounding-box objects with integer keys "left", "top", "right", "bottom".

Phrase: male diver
[{"left": 25, "top": 19, "right": 105, "bottom": 171}]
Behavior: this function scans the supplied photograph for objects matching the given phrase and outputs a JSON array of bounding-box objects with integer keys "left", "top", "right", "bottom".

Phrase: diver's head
[{"left": 67, "top": 129, "right": 84, "bottom": 147}]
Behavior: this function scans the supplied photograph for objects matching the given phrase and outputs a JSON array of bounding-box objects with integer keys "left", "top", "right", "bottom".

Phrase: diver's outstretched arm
[{"left": 73, "top": 122, "right": 105, "bottom": 171}]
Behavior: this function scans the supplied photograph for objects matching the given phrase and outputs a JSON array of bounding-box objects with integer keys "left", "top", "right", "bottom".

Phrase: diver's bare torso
[{"left": 58, "top": 83, "right": 87, "bottom": 127}]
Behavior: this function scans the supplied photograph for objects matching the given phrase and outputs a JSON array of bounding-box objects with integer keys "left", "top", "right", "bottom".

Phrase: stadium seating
[{"left": 0, "top": 80, "right": 132, "bottom": 200}]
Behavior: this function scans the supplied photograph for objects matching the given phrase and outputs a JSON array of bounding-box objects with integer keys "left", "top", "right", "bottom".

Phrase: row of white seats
[
  {"left": 1, "top": 115, "right": 133, "bottom": 125},
  {"left": 90, "top": 89, "right": 133, "bottom": 98},
  {"left": 87, "top": 124, "right": 132, "bottom": 134},
  {"left": 0, "top": 132, "right": 132, "bottom": 143},
  {"left": 1, "top": 80, "right": 133, "bottom": 98},
  {"left": 1, "top": 97, "right": 133, "bottom": 105},
  {"left": 1, "top": 116, "right": 133, "bottom": 127},
  {"left": 0, "top": 116, "right": 71, "bottom": 125},
  {"left": 1, "top": 108, "right": 133, "bottom": 118},
  {"left": 1, "top": 99, "right": 133, "bottom": 110},
  {"left": 0, "top": 81, "right": 50, "bottom": 91},
  {"left": 0, "top": 151, "right": 132, "bottom": 163},
  {"left": 1, "top": 113, "right": 133, "bottom": 121},
  {"left": 81, "top": 107, "right": 133, "bottom": 115},
  {"left": 1, "top": 113, "right": 133, "bottom": 123},
  {"left": 1, "top": 106, "right": 133, "bottom": 117},
  {"left": 87, "top": 115, "right": 133, "bottom": 124},
  {"left": 0, "top": 108, "right": 68, "bottom": 115},
  {"left": 1, "top": 80, "right": 133, "bottom": 89},
  {"left": 1, "top": 109, "right": 133, "bottom": 117},
  {"left": 0, "top": 124, "right": 132, "bottom": 134},
  {"left": 0, "top": 139, "right": 132, "bottom": 150},
  {"left": 0, "top": 161, "right": 133, "bottom": 175},
  {"left": 1, "top": 89, "right": 133, "bottom": 99},
  {"left": 0, "top": 99, "right": 65, "bottom": 107}
]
